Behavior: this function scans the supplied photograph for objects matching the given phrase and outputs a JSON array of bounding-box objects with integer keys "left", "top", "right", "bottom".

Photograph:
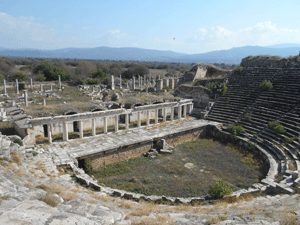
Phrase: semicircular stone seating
[{"left": 206, "top": 67, "right": 300, "bottom": 194}]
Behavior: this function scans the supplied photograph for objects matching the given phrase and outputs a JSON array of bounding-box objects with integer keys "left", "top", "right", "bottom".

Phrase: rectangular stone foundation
[{"left": 82, "top": 127, "right": 206, "bottom": 169}]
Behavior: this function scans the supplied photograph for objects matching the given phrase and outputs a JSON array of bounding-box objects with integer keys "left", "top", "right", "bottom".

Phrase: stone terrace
[{"left": 206, "top": 67, "right": 300, "bottom": 188}]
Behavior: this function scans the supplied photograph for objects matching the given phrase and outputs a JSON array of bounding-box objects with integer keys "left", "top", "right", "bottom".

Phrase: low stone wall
[
  {"left": 83, "top": 141, "right": 153, "bottom": 168},
  {"left": 160, "top": 127, "right": 206, "bottom": 147}
]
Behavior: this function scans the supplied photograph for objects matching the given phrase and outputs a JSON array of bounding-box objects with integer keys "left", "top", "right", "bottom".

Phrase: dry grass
[
  {"left": 10, "top": 152, "right": 23, "bottom": 166},
  {"left": 14, "top": 168, "right": 26, "bottom": 177},
  {"left": 36, "top": 182, "right": 78, "bottom": 202},
  {"left": 278, "top": 213, "right": 298, "bottom": 225},
  {"left": 131, "top": 215, "right": 175, "bottom": 225},
  {"left": 42, "top": 193, "right": 60, "bottom": 207}
]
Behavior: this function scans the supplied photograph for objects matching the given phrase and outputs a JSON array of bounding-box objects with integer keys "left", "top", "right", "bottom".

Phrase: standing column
[
  {"left": 163, "top": 108, "right": 167, "bottom": 122},
  {"left": 178, "top": 106, "right": 182, "bottom": 119},
  {"left": 119, "top": 75, "right": 122, "bottom": 89},
  {"left": 30, "top": 78, "right": 33, "bottom": 90},
  {"left": 183, "top": 105, "right": 187, "bottom": 118},
  {"left": 16, "top": 79, "right": 19, "bottom": 95},
  {"left": 50, "top": 83, "right": 53, "bottom": 91},
  {"left": 79, "top": 121, "right": 83, "bottom": 138},
  {"left": 92, "top": 118, "right": 96, "bottom": 136},
  {"left": 63, "top": 121, "right": 68, "bottom": 141},
  {"left": 132, "top": 76, "right": 135, "bottom": 90},
  {"left": 144, "top": 75, "right": 146, "bottom": 86},
  {"left": 137, "top": 112, "right": 141, "bottom": 127},
  {"left": 146, "top": 110, "right": 150, "bottom": 126},
  {"left": 111, "top": 75, "right": 115, "bottom": 90},
  {"left": 58, "top": 75, "right": 62, "bottom": 90},
  {"left": 24, "top": 90, "right": 28, "bottom": 107},
  {"left": 48, "top": 124, "right": 52, "bottom": 144},
  {"left": 115, "top": 115, "right": 119, "bottom": 132},
  {"left": 40, "top": 84, "right": 43, "bottom": 92},
  {"left": 170, "top": 107, "right": 174, "bottom": 121},
  {"left": 125, "top": 114, "right": 129, "bottom": 130},
  {"left": 104, "top": 116, "right": 108, "bottom": 133},
  {"left": 138, "top": 75, "right": 141, "bottom": 88},
  {"left": 3, "top": 79, "right": 7, "bottom": 95},
  {"left": 43, "top": 99, "right": 46, "bottom": 106},
  {"left": 155, "top": 109, "right": 159, "bottom": 124},
  {"left": 146, "top": 81, "right": 149, "bottom": 94}
]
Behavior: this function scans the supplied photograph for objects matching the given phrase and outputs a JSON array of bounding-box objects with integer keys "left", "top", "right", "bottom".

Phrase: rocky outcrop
[
  {"left": 179, "top": 63, "right": 231, "bottom": 85},
  {"left": 241, "top": 55, "right": 300, "bottom": 68}
]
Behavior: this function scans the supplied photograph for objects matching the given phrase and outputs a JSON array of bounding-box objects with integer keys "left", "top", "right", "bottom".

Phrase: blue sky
[{"left": 0, "top": 0, "right": 299, "bottom": 54}]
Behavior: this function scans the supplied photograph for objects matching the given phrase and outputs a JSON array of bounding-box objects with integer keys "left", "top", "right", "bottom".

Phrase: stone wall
[
  {"left": 240, "top": 55, "right": 300, "bottom": 68},
  {"left": 84, "top": 141, "right": 153, "bottom": 168},
  {"left": 84, "top": 126, "right": 206, "bottom": 169},
  {"left": 174, "top": 85, "right": 213, "bottom": 103}
]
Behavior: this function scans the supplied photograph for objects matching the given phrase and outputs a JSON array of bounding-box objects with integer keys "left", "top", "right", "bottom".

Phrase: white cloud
[
  {"left": 0, "top": 12, "right": 59, "bottom": 49},
  {"left": 186, "top": 22, "right": 300, "bottom": 51}
]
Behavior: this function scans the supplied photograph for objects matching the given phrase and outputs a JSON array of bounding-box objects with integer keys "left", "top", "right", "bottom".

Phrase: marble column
[
  {"left": 155, "top": 109, "right": 159, "bottom": 124},
  {"left": 170, "top": 107, "right": 174, "bottom": 121},
  {"left": 137, "top": 112, "right": 141, "bottom": 127},
  {"left": 63, "top": 121, "right": 68, "bottom": 141},
  {"left": 48, "top": 124, "right": 52, "bottom": 144},
  {"left": 43, "top": 99, "right": 46, "bottom": 106},
  {"left": 16, "top": 79, "right": 19, "bottom": 95},
  {"left": 119, "top": 75, "right": 122, "bottom": 89},
  {"left": 50, "top": 83, "right": 53, "bottom": 91},
  {"left": 30, "top": 78, "right": 33, "bottom": 90},
  {"left": 138, "top": 75, "right": 141, "bottom": 88},
  {"left": 79, "top": 121, "right": 83, "bottom": 138},
  {"left": 58, "top": 75, "right": 62, "bottom": 90},
  {"left": 125, "top": 114, "right": 129, "bottom": 130},
  {"left": 146, "top": 110, "right": 150, "bottom": 126},
  {"left": 144, "top": 75, "right": 146, "bottom": 86},
  {"left": 90, "top": 118, "right": 96, "bottom": 136},
  {"left": 104, "top": 116, "right": 108, "bottom": 133},
  {"left": 24, "top": 90, "right": 28, "bottom": 107},
  {"left": 3, "top": 79, "right": 6, "bottom": 95},
  {"left": 178, "top": 106, "right": 182, "bottom": 119},
  {"left": 183, "top": 105, "right": 187, "bottom": 118},
  {"left": 163, "top": 108, "right": 167, "bottom": 122},
  {"left": 132, "top": 76, "right": 135, "bottom": 90},
  {"left": 40, "top": 84, "right": 43, "bottom": 92},
  {"left": 111, "top": 75, "right": 115, "bottom": 90},
  {"left": 115, "top": 115, "right": 119, "bottom": 132}
]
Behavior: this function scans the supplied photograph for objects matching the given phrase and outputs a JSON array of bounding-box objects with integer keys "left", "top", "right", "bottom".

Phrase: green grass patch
[{"left": 88, "top": 139, "right": 266, "bottom": 198}]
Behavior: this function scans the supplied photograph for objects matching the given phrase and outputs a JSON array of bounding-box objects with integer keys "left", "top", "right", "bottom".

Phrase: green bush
[
  {"left": 13, "top": 138, "right": 23, "bottom": 146},
  {"left": 33, "top": 62, "right": 70, "bottom": 81},
  {"left": 259, "top": 80, "right": 273, "bottom": 91},
  {"left": 285, "top": 137, "right": 294, "bottom": 143},
  {"left": 268, "top": 121, "right": 286, "bottom": 134},
  {"left": 235, "top": 66, "right": 243, "bottom": 72},
  {"left": 231, "top": 125, "right": 245, "bottom": 136},
  {"left": 220, "top": 85, "right": 227, "bottom": 95},
  {"left": 208, "top": 179, "right": 233, "bottom": 199},
  {"left": 163, "top": 86, "right": 171, "bottom": 91},
  {"left": 36, "top": 74, "right": 46, "bottom": 82},
  {"left": 205, "top": 82, "right": 218, "bottom": 91},
  {"left": 86, "top": 79, "right": 99, "bottom": 85},
  {"left": 13, "top": 72, "right": 26, "bottom": 81}
]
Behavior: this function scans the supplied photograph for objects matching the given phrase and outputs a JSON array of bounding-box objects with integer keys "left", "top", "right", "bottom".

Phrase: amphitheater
[{"left": 1, "top": 56, "right": 300, "bottom": 224}]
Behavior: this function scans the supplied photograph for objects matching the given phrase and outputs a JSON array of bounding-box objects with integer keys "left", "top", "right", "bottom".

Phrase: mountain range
[{"left": 0, "top": 44, "right": 299, "bottom": 64}]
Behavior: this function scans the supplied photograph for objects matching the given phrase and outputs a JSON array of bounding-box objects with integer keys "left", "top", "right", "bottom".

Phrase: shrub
[
  {"left": 285, "top": 137, "right": 294, "bottom": 143},
  {"left": 231, "top": 125, "right": 245, "bottom": 136},
  {"left": 86, "top": 79, "right": 99, "bottom": 85},
  {"left": 220, "top": 85, "right": 227, "bottom": 95},
  {"left": 163, "top": 86, "right": 171, "bottom": 91},
  {"left": 36, "top": 74, "right": 46, "bottom": 82},
  {"left": 33, "top": 62, "right": 70, "bottom": 81},
  {"left": 235, "top": 66, "right": 243, "bottom": 72},
  {"left": 13, "top": 72, "right": 26, "bottom": 81},
  {"left": 259, "top": 80, "right": 273, "bottom": 91},
  {"left": 208, "top": 179, "right": 233, "bottom": 199},
  {"left": 205, "top": 82, "right": 218, "bottom": 91},
  {"left": 268, "top": 121, "right": 286, "bottom": 134},
  {"left": 13, "top": 139, "right": 23, "bottom": 146}
]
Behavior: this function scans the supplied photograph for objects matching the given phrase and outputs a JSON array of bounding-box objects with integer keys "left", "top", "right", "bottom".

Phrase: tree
[
  {"left": 13, "top": 72, "right": 26, "bottom": 81},
  {"left": 33, "top": 62, "right": 70, "bottom": 81}
]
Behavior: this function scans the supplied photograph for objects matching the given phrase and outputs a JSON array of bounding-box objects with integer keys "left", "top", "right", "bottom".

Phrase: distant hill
[{"left": 0, "top": 44, "right": 299, "bottom": 64}]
